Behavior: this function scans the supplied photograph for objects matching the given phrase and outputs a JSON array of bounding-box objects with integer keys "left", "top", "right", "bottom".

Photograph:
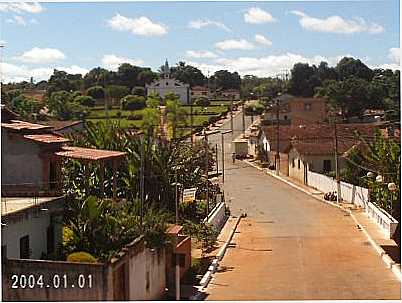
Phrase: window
[
  {"left": 292, "top": 158, "right": 295, "bottom": 168},
  {"left": 323, "top": 160, "right": 332, "bottom": 172},
  {"left": 166, "top": 82, "right": 169, "bottom": 86},
  {"left": 298, "top": 159, "right": 300, "bottom": 169},
  {"left": 20, "top": 235, "right": 30, "bottom": 259},
  {"left": 284, "top": 115, "right": 288, "bottom": 120},
  {"left": 304, "top": 103, "right": 312, "bottom": 111}
]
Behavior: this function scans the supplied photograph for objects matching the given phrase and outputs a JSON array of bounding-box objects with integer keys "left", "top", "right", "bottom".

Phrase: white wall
[
  {"left": 204, "top": 202, "right": 227, "bottom": 231},
  {"left": 146, "top": 78, "right": 190, "bottom": 104},
  {"left": 307, "top": 171, "right": 369, "bottom": 207}
]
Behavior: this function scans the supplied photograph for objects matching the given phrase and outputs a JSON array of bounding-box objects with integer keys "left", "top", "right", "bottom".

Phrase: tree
[
  {"left": 83, "top": 67, "right": 113, "bottom": 88},
  {"left": 170, "top": 62, "right": 206, "bottom": 87},
  {"left": 74, "top": 95, "right": 95, "bottom": 107},
  {"left": 107, "top": 85, "right": 130, "bottom": 105},
  {"left": 212, "top": 70, "right": 241, "bottom": 90},
  {"left": 87, "top": 86, "right": 105, "bottom": 99},
  {"left": 289, "top": 63, "right": 321, "bottom": 97},
  {"left": 47, "top": 90, "right": 87, "bottom": 120},
  {"left": 336, "top": 57, "right": 373, "bottom": 81},
  {"left": 11, "top": 95, "right": 42, "bottom": 120},
  {"left": 132, "top": 86, "right": 146, "bottom": 97},
  {"left": 137, "top": 70, "right": 156, "bottom": 86},
  {"left": 46, "top": 70, "right": 83, "bottom": 96},
  {"left": 165, "top": 92, "right": 187, "bottom": 139},
  {"left": 195, "top": 97, "right": 210, "bottom": 107},
  {"left": 121, "top": 95, "right": 146, "bottom": 111}
]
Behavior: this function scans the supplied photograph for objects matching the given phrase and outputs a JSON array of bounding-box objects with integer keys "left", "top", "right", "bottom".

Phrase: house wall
[
  {"left": 288, "top": 149, "right": 306, "bottom": 183},
  {"left": 146, "top": 78, "right": 190, "bottom": 104},
  {"left": 2, "top": 259, "right": 107, "bottom": 301},
  {"left": 1, "top": 197, "right": 64, "bottom": 260},
  {"left": 1, "top": 129, "right": 44, "bottom": 188}
]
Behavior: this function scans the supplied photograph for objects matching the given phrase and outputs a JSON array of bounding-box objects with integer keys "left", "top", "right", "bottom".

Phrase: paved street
[{"left": 205, "top": 110, "right": 401, "bottom": 300}]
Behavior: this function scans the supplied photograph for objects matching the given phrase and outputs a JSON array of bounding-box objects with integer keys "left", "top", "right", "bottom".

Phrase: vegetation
[
  {"left": 67, "top": 251, "right": 98, "bottom": 263},
  {"left": 121, "top": 95, "right": 146, "bottom": 111}
]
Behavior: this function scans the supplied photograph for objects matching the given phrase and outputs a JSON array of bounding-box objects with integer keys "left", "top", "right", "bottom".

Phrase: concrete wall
[
  {"left": 2, "top": 236, "right": 167, "bottom": 301},
  {"left": 307, "top": 170, "right": 369, "bottom": 207},
  {"left": 204, "top": 202, "right": 227, "bottom": 231},
  {"left": 1, "top": 197, "right": 64, "bottom": 260},
  {"left": 1, "top": 129, "right": 44, "bottom": 187},
  {"left": 2, "top": 259, "right": 107, "bottom": 301}
]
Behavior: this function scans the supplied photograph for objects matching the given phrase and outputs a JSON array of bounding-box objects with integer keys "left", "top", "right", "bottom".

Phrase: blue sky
[{"left": 0, "top": 1, "right": 400, "bottom": 83}]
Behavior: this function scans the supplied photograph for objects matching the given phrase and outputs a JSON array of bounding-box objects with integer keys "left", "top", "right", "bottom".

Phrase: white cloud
[
  {"left": 188, "top": 19, "right": 231, "bottom": 32},
  {"left": 102, "top": 54, "right": 144, "bottom": 70},
  {"left": 254, "top": 34, "right": 272, "bottom": 47},
  {"left": 215, "top": 39, "right": 255, "bottom": 51},
  {"left": 0, "top": 2, "right": 43, "bottom": 14},
  {"left": 185, "top": 50, "right": 218, "bottom": 59},
  {"left": 244, "top": 7, "right": 276, "bottom": 24},
  {"left": 107, "top": 14, "right": 167, "bottom": 37},
  {"left": 291, "top": 10, "right": 384, "bottom": 34},
  {"left": 6, "top": 15, "right": 30, "bottom": 26},
  {"left": 0, "top": 62, "right": 88, "bottom": 83},
  {"left": 189, "top": 52, "right": 359, "bottom": 77},
  {"left": 388, "top": 47, "right": 400, "bottom": 63},
  {"left": 15, "top": 47, "right": 66, "bottom": 64}
]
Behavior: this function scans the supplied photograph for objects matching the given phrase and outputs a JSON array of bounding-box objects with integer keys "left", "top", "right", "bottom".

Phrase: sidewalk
[{"left": 244, "top": 158, "right": 401, "bottom": 280}]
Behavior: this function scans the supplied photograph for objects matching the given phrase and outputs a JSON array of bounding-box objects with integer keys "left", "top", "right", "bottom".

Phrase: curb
[
  {"left": 243, "top": 159, "right": 402, "bottom": 282},
  {"left": 190, "top": 215, "right": 243, "bottom": 300}
]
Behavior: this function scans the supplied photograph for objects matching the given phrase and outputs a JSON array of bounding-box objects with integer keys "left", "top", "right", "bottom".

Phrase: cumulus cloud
[
  {"left": 244, "top": 7, "right": 276, "bottom": 24},
  {"left": 215, "top": 39, "right": 255, "bottom": 51},
  {"left": 102, "top": 54, "right": 144, "bottom": 70},
  {"left": 107, "top": 14, "right": 167, "bottom": 37},
  {"left": 0, "top": 2, "right": 44, "bottom": 14},
  {"left": 15, "top": 47, "right": 66, "bottom": 64},
  {"left": 254, "top": 34, "right": 272, "bottom": 47},
  {"left": 188, "top": 19, "right": 231, "bottom": 32},
  {"left": 189, "top": 52, "right": 358, "bottom": 77},
  {"left": 388, "top": 47, "right": 400, "bottom": 63},
  {"left": 0, "top": 62, "right": 88, "bottom": 83},
  {"left": 6, "top": 15, "right": 27, "bottom": 26},
  {"left": 185, "top": 50, "right": 218, "bottom": 59},
  {"left": 291, "top": 11, "right": 384, "bottom": 34}
]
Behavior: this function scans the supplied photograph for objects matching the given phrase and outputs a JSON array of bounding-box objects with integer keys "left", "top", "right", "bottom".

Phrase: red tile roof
[
  {"left": 1, "top": 120, "right": 52, "bottom": 131},
  {"left": 55, "top": 146, "right": 126, "bottom": 161},
  {"left": 24, "top": 134, "right": 70, "bottom": 144},
  {"left": 192, "top": 86, "right": 208, "bottom": 91},
  {"left": 41, "top": 120, "right": 83, "bottom": 131},
  {"left": 288, "top": 139, "right": 357, "bottom": 156}
]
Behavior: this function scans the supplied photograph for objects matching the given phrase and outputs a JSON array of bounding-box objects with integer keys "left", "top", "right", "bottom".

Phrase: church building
[{"left": 146, "top": 60, "right": 191, "bottom": 104}]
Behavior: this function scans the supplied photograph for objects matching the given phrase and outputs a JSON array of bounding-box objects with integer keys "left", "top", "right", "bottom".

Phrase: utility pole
[
  {"left": 242, "top": 102, "right": 246, "bottom": 135},
  {"left": 230, "top": 96, "right": 234, "bottom": 134},
  {"left": 333, "top": 120, "right": 342, "bottom": 203},
  {"left": 174, "top": 165, "right": 180, "bottom": 301},
  {"left": 221, "top": 130, "right": 232, "bottom": 183},
  {"left": 215, "top": 144, "right": 219, "bottom": 176},
  {"left": 190, "top": 96, "right": 194, "bottom": 145},
  {"left": 204, "top": 131, "right": 210, "bottom": 218},
  {"left": 275, "top": 94, "right": 281, "bottom": 175}
]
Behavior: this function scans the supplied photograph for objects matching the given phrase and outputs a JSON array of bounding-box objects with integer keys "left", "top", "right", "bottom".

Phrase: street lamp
[{"left": 221, "top": 130, "right": 232, "bottom": 184}]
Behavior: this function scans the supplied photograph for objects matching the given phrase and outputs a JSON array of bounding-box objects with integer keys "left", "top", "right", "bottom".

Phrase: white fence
[{"left": 307, "top": 171, "right": 369, "bottom": 207}]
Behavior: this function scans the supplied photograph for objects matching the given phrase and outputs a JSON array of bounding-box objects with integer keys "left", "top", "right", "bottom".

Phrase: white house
[{"left": 146, "top": 60, "right": 191, "bottom": 104}]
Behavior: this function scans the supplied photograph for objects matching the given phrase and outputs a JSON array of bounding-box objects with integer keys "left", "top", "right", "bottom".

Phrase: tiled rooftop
[
  {"left": 55, "top": 146, "right": 126, "bottom": 161},
  {"left": 24, "top": 134, "right": 71, "bottom": 144},
  {"left": 1, "top": 120, "right": 53, "bottom": 131}
]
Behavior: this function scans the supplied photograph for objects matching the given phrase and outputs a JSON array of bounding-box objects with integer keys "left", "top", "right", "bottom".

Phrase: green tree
[
  {"left": 195, "top": 97, "right": 210, "bottom": 107},
  {"left": 74, "top": 95, "right": 95, "bottom": 107},
  {"left": 336, "top": 57, "right": 373, "bottom": 81},
  {"left": 211, "top": 70, "right": 241, "bottom": 90},
  {"left": 289, "top": 63, "right": 321, "bottom": 97},
  {"left": 165, "top": 92, "right": 187, "bottom": 139},
  {"left": 132, "top": 86, "right": 146, "bottom": 97},
  {"left": 121, "top": 95, "right": 146, "bottom": 111},
  {"left": 87, "top": 86, "right": 105, "bottom": 99},
  {"left": 46, "top": 70, "right": 83, "bottom": 96},
  {"left": 107, "top": 85, "right": 130, "bottom": 105},
  {"left": 11, "top": 95, "right": 42, "bottom": 120},
  {"left": 170, "top": 62, "right": 206, "bottom": 87}
]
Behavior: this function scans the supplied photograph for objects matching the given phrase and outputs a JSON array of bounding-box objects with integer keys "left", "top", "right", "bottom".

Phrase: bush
[
  {"left": 74, "top": 95, "right": 95, "bottom": 107},
  {"left": 67, "top": 252, "right": 97, "bottom": 263},
  {"left": 127, "top": 114, "right": 143, "bottom": 120},
  {"left": 87, "top": 86, "right": 105, "bottom": 99},
  {"left": 121, "top": 95, "right": 146, "bottom": 111},
  {"left": 132, "top": 86, "right": 146, "bottom": 97},
  {"left": 195, "top": 97, "right": 210, "bottom": 107}
]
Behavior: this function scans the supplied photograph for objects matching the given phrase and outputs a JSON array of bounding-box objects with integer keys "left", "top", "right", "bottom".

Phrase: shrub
[
  {"left": 87, "top": 86, "right": 105, "bottom": 99},
  {"left": 132, "top": 86, "right": 146, "bottom": 97},
  {"left": 195, "top": 97, "right": 210, "bottom": 107},
  {"left": 67, "top": 252, "right": 97, "bottom": 263},
  {"left": 127, "top": 114, "right": 143, "bottom": 120},
  {"left": 121, "top": 95, "right": 146, "bottom": 111},
  {"left": 74, "top": 95, "right": 95, "bottom": 107}
]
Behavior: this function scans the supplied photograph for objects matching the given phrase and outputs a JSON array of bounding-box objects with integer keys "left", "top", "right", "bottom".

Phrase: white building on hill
[{"left": 146, "top": 60, "right": 191, "bottom": 104}]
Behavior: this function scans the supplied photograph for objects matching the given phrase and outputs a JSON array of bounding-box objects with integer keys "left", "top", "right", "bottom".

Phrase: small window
[
  {"left": 292, "top": 158, "right": 295, "bottom": 168},
  {"left": 323, "top": 160, "right": 331, "bottom": 172},
  {"left": 304, "top": 103, "right": 312, "bottom": 111},
  {"left": 166, "top": 82, "right": 169, "bottom": 86},
  {"left": 298, "top": 159, "right": 300, "bottom": 169},
  {"left": 284, "top": 115, "right": 288, "bottom": 120},
  {"left": 20, "top": 235, "right": 30, "bottom": 259}
]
